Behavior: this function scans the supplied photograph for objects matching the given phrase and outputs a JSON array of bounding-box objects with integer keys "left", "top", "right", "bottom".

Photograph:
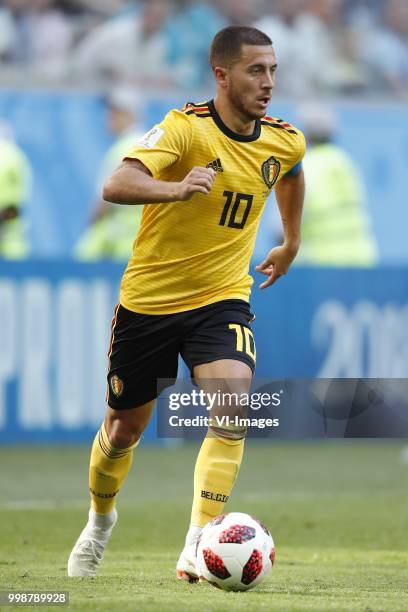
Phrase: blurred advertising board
[{"left": 0, "top": 262, "right": 407, "bottom": 442}]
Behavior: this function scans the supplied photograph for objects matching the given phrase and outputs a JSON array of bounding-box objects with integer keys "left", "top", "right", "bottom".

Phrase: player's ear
[{"left": 214, "top": 66, "right": 228, "bottom": 88}]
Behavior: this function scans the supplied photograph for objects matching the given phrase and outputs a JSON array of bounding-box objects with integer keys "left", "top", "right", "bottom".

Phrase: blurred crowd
[{"left": 0, "top": 0, "right": 407, "bottom": 97}]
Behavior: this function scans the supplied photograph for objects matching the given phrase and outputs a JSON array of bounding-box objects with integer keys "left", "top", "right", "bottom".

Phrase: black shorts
[{"left": 106, "top": 299, "right": 256, "bottom": 409}]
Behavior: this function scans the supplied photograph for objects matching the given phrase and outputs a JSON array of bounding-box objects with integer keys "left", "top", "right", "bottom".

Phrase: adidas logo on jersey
[{"left": 206, "top": 158, "right": 224, "bottom": 173}]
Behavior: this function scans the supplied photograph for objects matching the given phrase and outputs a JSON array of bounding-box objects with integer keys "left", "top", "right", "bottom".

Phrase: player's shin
[
  {"left": 177, "top": 426, "right": 245, "bottom": 580},
  {"left": 190, "top": 425, "right": 246, "bottom": 534},
  {"left": 89, "top": 421, "right": 138, "bottom": 515}
]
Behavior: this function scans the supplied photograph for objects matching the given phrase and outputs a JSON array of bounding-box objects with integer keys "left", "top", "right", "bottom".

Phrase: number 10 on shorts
[{"left": 229, "top": 324, "right": 256, "bottom": 361}]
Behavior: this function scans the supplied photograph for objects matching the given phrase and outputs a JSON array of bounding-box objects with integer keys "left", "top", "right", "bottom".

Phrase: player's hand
[
  {"left": 176, "top": 166, "right": 216, "bottom": 201},
  {"left": 255, "top": 244, "right": 299, "bottom": 289}
]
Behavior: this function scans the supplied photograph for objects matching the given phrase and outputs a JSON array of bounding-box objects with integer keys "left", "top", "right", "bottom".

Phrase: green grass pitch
[{"left": 0, "top": 441, "right": 407, "bottom": 611}]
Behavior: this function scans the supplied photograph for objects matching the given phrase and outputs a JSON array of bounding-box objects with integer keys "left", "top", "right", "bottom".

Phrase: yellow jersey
[{"left": 120, "top": 100, "right": 305, "bottom": 314}]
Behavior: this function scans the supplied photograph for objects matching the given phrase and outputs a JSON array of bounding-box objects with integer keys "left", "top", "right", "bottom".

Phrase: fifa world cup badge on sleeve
[{"left": 138, "top": 126, "right": 164, "bottom": 149}]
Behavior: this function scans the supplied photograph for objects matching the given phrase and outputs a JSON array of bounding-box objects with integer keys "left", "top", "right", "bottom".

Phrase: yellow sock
[
  {"left": 190, "top": 433, "right": 245, "bottom": 527},
  {"left": 89, "top": 422, "right": 137, "bottom": 514}
]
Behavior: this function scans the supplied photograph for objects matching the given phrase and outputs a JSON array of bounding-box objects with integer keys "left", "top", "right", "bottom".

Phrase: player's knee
[
  {"left": 107, "top": 420, "right": 143, "bottom": 449},
  {"left": 208, "top": 395, "right": 249, "bottom": 441},
  {"left": 208, "top": 424, "right": 247, "bottom": 441}
]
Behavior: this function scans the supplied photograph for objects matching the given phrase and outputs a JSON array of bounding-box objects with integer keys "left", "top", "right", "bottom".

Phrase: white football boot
[
  {"left": 176, "top": 525, "right": 202, "bottom": 582},
  {"left": 68, "top": 508, "right": 117, "bottom": 577}
]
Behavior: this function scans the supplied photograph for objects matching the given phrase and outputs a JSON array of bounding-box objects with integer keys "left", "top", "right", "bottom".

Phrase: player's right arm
[
  {"left": 103, "top": 108, "right": 216, "bottom": 205},
  {"left": 103, "top": 159, "right": 216, "bottom": 205}
]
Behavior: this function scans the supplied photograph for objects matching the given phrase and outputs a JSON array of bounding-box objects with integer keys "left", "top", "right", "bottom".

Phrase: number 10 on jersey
[{"left": 219, "top": 191, "right": 253, "bottom": 230}]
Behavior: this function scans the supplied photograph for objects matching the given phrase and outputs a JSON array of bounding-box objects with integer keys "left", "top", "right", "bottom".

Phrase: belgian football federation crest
[
  {"left": 110, "top": 374, "right": 124, "bottom": 397},
  {"left": 261, "top": 156, "right": 281, "bottom": 189}
]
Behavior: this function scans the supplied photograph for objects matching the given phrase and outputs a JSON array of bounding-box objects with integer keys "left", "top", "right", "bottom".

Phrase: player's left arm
[{"left": 255, "top": 168, "right": 305, "bottom": 289}]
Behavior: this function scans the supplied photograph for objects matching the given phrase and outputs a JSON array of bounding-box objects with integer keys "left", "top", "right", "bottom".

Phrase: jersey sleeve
[
  {"left": 295, "top": 128, "right": 306, "bottom": 163},
  {"left": 285, "top": 161, "right": 302, "bottom": 177},
  {"left": 285, "top": 128, "right": 306, "bottom": 176},
  {"left": 123, "top": 109, "right": 192, "bottom": 177}
]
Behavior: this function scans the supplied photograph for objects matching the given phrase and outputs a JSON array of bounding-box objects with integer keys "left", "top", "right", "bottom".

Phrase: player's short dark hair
[{"left": 210, "top": 26, "right": 272, "bottom": 70}]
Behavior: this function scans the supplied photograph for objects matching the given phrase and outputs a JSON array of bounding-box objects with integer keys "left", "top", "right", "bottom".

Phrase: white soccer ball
[{"left": 195, "top": 512, "right": 275, "bottom": 591}]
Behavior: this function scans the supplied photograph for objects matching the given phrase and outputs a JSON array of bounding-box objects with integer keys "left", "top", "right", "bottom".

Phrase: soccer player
[{"left": 68, "top": 26, "right": 305, "bottom": 579}]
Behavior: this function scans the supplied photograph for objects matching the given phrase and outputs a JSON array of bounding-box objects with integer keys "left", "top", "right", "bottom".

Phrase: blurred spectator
[
  {"left": 0, "top": 3, "right": 16, "bottom": 60},
  {"left": 254, "top": 0, "right": 305, "bottom": 95},
  {"left": 0, "top": 121, "right": 32, "bottom": 259},
  {"left": 61, "top": 1, "right": 134, "bottom": 18},
  {"left": 345, "top": 0, "right": 382, "bottom": 28},
  {"left": 166, "top": 1, "right": 225, "bottom": 87},
  {"left": 255, "top": 0, "right": 366, "bottom": 95},
  {"left": 74, "top": 87, "right": 144, "bottom": 261},
  {"left": 296, "top": 104, "right": 378, "bottom": 266},
  {"left": 0, "top": 0, "right": 405, "bottom": 97},
  {"left": 68, "top": 0, "right": 178, "bottom": 87},
  {"left": 2, "top": 0, "right": 74, "bottom": 75},
  {"left": 353, "top": 0, "right": 408, "bottom": 97},
  {"left": 216, "top": 0, "right": 261, "bottom": 26}
]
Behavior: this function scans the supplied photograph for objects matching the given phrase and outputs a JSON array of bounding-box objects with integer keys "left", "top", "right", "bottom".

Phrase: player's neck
[{"left": 213, "top": 96, "right": 256, "bottom": 137}]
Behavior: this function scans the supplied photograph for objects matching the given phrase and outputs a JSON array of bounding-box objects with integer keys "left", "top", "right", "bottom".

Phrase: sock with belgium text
[
  {"left": 89, "top": 422, "right": 137, "bottom": 514},
  {"left": 190, "top": 433, "right": 245, "bottom": 528}
]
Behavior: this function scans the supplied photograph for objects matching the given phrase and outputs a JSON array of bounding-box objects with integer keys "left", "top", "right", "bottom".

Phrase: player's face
[{"left": 226, "top": 45, "right": 277, "bottom": 120}]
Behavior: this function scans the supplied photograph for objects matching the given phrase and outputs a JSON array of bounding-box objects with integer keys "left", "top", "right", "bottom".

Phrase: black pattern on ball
[
  {"left": 219, "top": 524, "right": 256, "bottom": 544},
  {"left": 241, "top": 549, "right": 263, "bottom": 585},
  {"left": 203, "top": 548, "right": 231, "bottom": 579}
]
